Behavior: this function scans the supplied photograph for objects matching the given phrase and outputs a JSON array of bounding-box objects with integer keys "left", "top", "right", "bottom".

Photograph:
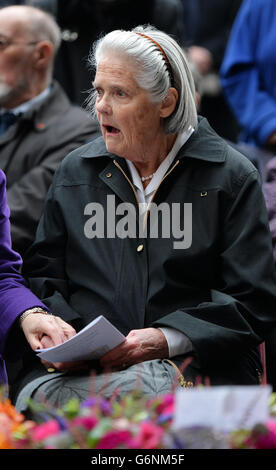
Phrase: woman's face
[{"left": 94, "top": 54, "right": 165, "bottom": 163}]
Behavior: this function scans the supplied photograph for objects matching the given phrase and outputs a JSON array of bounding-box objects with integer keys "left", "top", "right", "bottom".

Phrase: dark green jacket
[{"left": 20, "top": 117, "right": 276, "bottom": 386}]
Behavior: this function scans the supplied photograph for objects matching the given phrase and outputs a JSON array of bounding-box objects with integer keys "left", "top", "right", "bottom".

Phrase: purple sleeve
[{"left": 0, "top": 169, "right": 48, "bottom": 356}]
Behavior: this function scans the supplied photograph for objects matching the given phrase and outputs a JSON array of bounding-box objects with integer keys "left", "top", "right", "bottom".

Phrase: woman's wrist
[{"left": 19, "top": 307, "right": 50, "bottom": 327}]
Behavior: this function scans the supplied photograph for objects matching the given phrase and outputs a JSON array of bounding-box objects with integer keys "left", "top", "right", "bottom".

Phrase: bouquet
[
  {"left": 1, "top": 386, "right": 276, "bottom": 449},
  {"left": 2, "top": 388, "right": 174, "bottom": 449}
]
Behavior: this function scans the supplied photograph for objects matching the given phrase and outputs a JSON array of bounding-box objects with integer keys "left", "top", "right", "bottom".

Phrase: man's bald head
[
  {"left": 0, "top": 5, "right": 61, "bottom": 108},
  {"left": 0, "top": 5, "right": 61, "bottom": 56}
]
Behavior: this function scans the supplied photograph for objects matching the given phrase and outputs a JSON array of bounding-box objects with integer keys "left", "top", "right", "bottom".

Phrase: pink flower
[
  {"left": 71, "top": 416, "right": 98, "bottom": 431},
  {"left": 32, "top": 420, "right": 60, "bottom": 442},
  {"left": 156, "top": 394, "right": 174, "bottom": 416},
  {"left": 250, "top": 420, "right": 276, "bottom": 449},
  {"left": 96, "top": 430, "right": 132, "bottom": 449},
  {"left": 130, "top": 422, "right": 164, "bottom": 449}
]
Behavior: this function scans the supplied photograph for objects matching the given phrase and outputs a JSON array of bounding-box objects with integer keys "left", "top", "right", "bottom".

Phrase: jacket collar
[
  {"left": 22, "top": 80, "right": 71, "bottom": 131},
  {"left": 177, "top": 116, "right": 227, "bottom": 163},
  {"left": 80, "top": 116, "right": 227, "bottom": 164},
  {"left": 0, "top": 80, "right": 71, "bottom": 144}
]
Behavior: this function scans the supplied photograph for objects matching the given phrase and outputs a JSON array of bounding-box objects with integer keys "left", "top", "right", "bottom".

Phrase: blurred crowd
[{"left": 8, "top": 0, "right": 242, "bottom": 138}]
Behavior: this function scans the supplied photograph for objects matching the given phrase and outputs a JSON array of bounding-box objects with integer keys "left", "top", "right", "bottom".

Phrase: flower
[
  {"left": 0, "top": 398, "right": 23, "bottom": 422},
  {"left": 269, "top": 393, "right": 276, "bottom": 415},
  {"left": 0, "top": 392, "right": 24, "bottom": 449},
  {"left": 155, "top": 394, "right": 174, "bottom": 415},
  {"left": 71, "top": 415, "right": 98, "bottom": 431},
  {"left": 81, "top": 397, "right": 97, "bottom": 408},
  {"left": 129, "top": 421, "right": 164, "bottom": 449},
  {"left": 32, "top": 419, "right": 60, "bottom": 442},
  {"left": 0, "top": 383, "right": 275, "bottom": 450},
  {"left": 96, "top": 430, "right": 132, "bottom": 449},
  {"left": 247, "top": 420, "right": 276, "bottom": 449}
]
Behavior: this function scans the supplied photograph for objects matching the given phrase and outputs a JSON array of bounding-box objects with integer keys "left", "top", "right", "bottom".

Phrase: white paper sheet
[
  {"left": 172, "top": 385, "right": 272, "bottom": 432},
  {"left": 36, "top": 315, "right": 125, "bottom": 362}
]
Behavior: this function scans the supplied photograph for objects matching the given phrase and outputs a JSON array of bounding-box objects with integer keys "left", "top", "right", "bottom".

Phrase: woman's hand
[
  {"left": 100, "top": 327, "right": 169, "bottom": 371},
  {"left": 21, "top": 313, "right": 88, "bottom": 372},
  {"left": 21, "top": 313, "right": 76, "bottom": 350}
]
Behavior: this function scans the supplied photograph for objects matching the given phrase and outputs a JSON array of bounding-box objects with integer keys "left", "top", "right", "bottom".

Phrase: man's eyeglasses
[{"left": 0, "top": 36, "right": 39, "bottom": 50}]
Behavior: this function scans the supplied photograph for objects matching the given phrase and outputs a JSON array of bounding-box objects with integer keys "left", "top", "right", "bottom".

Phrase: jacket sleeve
[
  {"left": 220, "top": 0, "right": 276, "bottom": 146},
  {"left": 154, "top": 168, "right": 276, "bottom": 369},
  {"left": 7, "top": 116, "right": 99, "bottom": 257}
]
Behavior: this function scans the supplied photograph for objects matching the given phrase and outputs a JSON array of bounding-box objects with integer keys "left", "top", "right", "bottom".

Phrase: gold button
[
  {"left": 137, "top": 244, "right": 144, "bottom": 252},
  {"left": 106, "top": 172, "right": 112, "bottom": 178}
]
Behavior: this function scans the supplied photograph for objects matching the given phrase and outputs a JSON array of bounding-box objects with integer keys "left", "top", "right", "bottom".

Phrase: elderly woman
[{"left": 10, "top": 25, "right": 276, "bottom": 411}]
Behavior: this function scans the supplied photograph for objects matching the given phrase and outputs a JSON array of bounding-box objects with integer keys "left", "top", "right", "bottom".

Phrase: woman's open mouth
[{"left": 103, "top": 124, "right": 120, "bottom": 135}]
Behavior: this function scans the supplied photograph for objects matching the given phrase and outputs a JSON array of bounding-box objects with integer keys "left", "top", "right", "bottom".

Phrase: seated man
[{"left": 0, "top": 5, "right": 99, "bottom": 258}]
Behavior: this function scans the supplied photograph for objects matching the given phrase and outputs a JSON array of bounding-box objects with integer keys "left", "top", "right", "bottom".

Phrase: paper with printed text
[{"left": 36, "top": 315, "right": 125, "bottom": 362}]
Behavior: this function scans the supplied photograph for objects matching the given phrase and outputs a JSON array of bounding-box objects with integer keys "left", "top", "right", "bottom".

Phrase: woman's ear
[{"left": 160, "top": 87, "right": 178, "bottom": 118}]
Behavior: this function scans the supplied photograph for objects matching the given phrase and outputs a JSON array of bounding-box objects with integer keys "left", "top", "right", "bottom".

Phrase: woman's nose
[{"left": 96, "top": 95, "right": 112, "bottom": 115}]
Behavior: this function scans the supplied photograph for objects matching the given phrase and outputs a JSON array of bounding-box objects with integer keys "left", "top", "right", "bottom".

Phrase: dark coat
[
  {"left": 181, "top": 0, "right": 242, "bottom": 69},
  {"left": 0, "top": 80, "right": 100, "bottom": 257},
  {"left": 17, "top": 117, "right": 276, "bottom": 390}
]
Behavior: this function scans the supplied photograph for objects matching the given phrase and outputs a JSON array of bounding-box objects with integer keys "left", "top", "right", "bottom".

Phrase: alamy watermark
[{"left": 84, "top": 195, "right": 192, "bottom": 249}]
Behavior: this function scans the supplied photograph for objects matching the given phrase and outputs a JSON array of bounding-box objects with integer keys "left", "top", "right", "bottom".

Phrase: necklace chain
[{"left": 141, "top": 173, "right": 155, "bottom": 182}]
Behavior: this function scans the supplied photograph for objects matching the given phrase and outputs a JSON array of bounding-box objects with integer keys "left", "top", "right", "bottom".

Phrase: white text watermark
[{"left": 84, "top": 195, "right": 192, "bottom": 249}]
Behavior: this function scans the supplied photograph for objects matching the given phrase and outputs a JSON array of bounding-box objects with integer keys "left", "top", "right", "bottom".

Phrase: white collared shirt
[
  {"left": 126, "top": 127, "right": 194, "bottom": 214},
  {"left": 126, "top": 128, "right": 194, "bottom": 358}
]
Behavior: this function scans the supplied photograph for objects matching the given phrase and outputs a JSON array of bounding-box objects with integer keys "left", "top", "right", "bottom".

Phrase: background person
[
  {"left": 220, "top": 0, "right": 276, "bottom": 156},
  {"left": 180, "top": 0, "right": 242, "bottom": 142},
  {"left": 0, "top": 5, "right": 99, "bottom": 258}
]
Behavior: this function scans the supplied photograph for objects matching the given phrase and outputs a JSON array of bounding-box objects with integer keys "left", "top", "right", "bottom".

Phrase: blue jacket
[
  {"left": 0, "top": 169, "right": 47, "bottom": 386},
  {"left": 220, "top": 0, "right": 276, "bottom": 148}
]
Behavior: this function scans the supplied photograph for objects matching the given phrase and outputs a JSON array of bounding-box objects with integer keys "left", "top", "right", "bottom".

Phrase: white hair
[{"left": 87, "top": 25, "right": 198, "bottom": 134}]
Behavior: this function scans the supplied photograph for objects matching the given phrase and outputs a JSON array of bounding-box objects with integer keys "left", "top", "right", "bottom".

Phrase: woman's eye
[{"left": 117, "top": 89, "right": 126, "bottom": 97}]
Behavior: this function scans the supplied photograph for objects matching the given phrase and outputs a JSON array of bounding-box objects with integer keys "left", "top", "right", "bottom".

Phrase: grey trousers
[{"left": 15, "top": 359, "right": 181, "bottom": 415}]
